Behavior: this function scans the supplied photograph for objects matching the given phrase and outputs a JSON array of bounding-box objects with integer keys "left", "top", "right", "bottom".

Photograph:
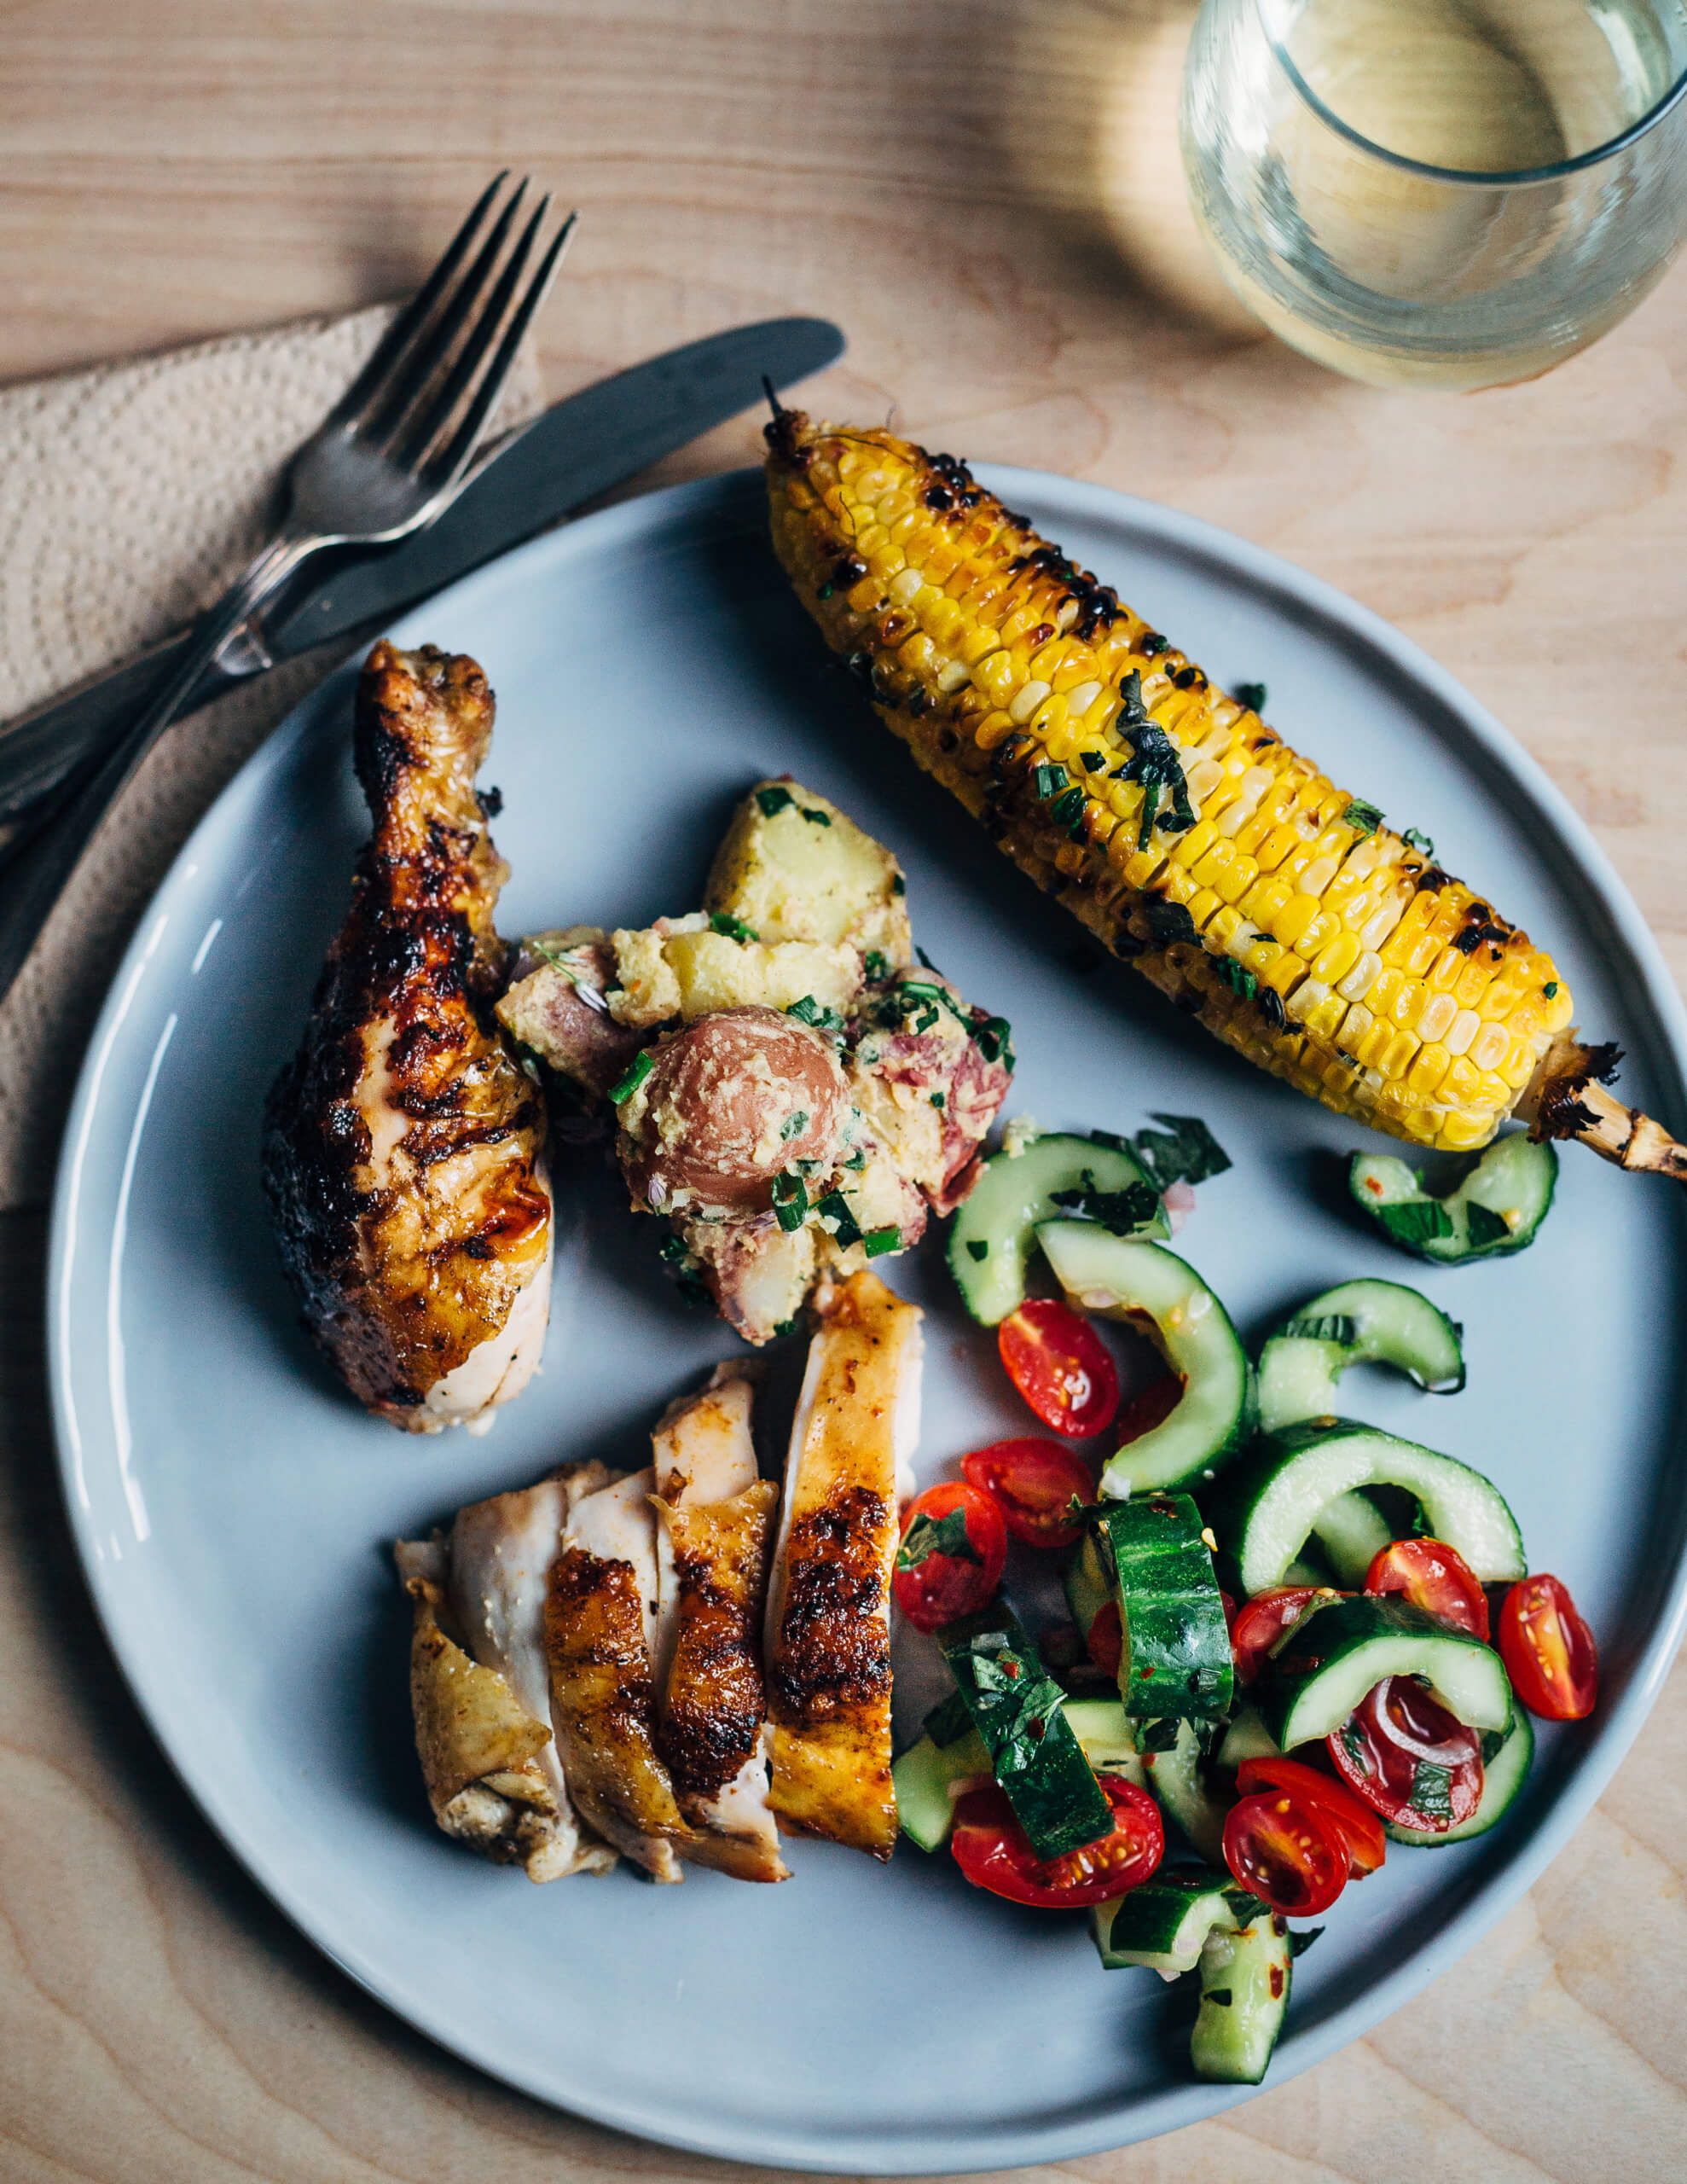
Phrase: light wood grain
[{"left": 2, "top": 3, "right": 1684, "bottom": 2177}]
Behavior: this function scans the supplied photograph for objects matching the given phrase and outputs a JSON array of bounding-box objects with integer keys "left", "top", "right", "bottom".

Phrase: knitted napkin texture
[{"left": 0, "top": 306, "right": 543, "bottom": 1208}]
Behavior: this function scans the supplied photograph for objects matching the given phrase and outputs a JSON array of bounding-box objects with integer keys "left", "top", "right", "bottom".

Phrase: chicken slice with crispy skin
[
  {"left": 396, "top": 1463, "right": 617, "bottom": 1880},
  {"left": 763, "top": 1271, "right": 923, "bottom": 1857},
  {"left": 650, "top": 1370, "right": 787, "bottom": 1882},
  {"left": 544, "top": 1470, "right": 695, "bottom": 1881},
  {"left": 262, "top": 642, "right": 551, "bottom": 1432}
]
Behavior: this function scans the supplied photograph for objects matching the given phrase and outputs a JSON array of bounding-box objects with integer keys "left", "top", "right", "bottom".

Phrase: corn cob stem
[{"left": 1522, "top": 1037, "right": 1687, "bottom": 1182}]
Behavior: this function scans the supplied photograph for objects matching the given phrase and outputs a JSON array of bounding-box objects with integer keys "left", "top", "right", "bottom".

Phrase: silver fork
[{"left": 0, "top": 172, "right": 577, "bottom": 1002}]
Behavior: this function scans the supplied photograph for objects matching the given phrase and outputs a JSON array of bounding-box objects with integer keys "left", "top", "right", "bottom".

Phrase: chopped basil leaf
[
  {"left": 1378, "top": 1199, "right": 1456, "bottom": 1248},
  {"left": 802, "top": 806, "right": 832, "bottom": 826},
  {"left": 1288, "top": 1926, "right": 1324, "bottom": 1959},
  {"left": 1034, "top": 761, "right": 1065, "bottom": 799},
  {"left": 1080, "top": 751, "right": 1107, "bottom": 772},
  {"left": 817, "top": 1189, "right": 862, "bottom": 1248},
  {"left": 897, "top": 1506, "right": 983, "bottom": 1571},
  {"left": 862, "top": 1224, "right": 901, "bottom": 1258},
  {"left": 1136, "top": 1717, "right": 1180, "bottom": 1752},
  {"left": 786, "top": 994, "right": 845, "bottom": 1034},
  {"left": 1112, "top": 671, "right": 1195, "bottom": 848},
  {"left": 892, "top": 874, "right": 906, "bottom": 897},
  {"left": 1224, "top": 1889, "right": 1267, "bottom": 1927},
  {"left": 1049, "top": 784, "right": 1087, "bottom": 830},
  {"left": 780, "top": 1109, "right": 810, "bottom": 1141},
  {"left": 1132, "top": 1112, "right": 1232, "bottom": 1189},
  {"left": 863, "top": 950, "right": 890, "bottom": 981},
  {"left": 609, "top": 1049, "right": 653, "bottom": 1106},
  {"left": 771, "top": 1170, "right": 809, "bottom": 1232},
  {"left": 1144, "top": 897, "right": 1197, "bottom": 949},
  {"left": 756, "top": 785, "right": 796, "bottom": 818},
  {"left": 709, "top": 910, "right": 759, "bottom": 942},
  {"left": 966, "top": 1239, "right": 988, "bottom": 1262},
  {"left": 1341, "top": 799, "right": 1384, "bottom": 838},
  {"left": 1284, "top": 1313, "right": 1358, "bottom": 1345},
  {"left": 1340, "top": 1719, "right": 1373, "bottom": 1775},
  {"left": 1402, "top": 827, "right": 1435, "bottom": 857},
  {"left": 1465, "top": 1202, "right": 1510, "bottom": 1250},
  {"left": 1048, "top": 1172, "right": 1162, "bottom": 1236},
  {"left": 1232, "top": 680, "right": 1267, "bottom": 712},
  {"left": 1480, "top": 1727, "right": 1508, "bottom": 1765},
  {"left": 1411, "top": 1760, "right": 1454, "bottom": 1821},
  {"left": 1088, "top": 1127, "right": 1129, "bottom": 1153},
  {"left": 974, "top": 1015, "right": 1014, "bottom": 1068}
]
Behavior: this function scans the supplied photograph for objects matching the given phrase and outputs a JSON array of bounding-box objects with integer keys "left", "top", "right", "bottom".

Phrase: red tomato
[
  {"left": 1236, "top": 1755, "right": 1387, "bottom": 1877},
  {"left": 1364, "top": 1536, "right": 1490, "bottom": 1641},
  {"left": 1499, "top": 1574, "right": 1598, "bottom": 1721},
  {"left": 1219, "top": 1590, "right": 1238, "bottom": 1640},
  {"left": 1222, "top": 1789, "right": 1348, "bottom": 1916},
  {"left": 891, "top": 1482, "right": 1007, "bottom": 1633},
  {"left": 962, "top": 1437, "right": 1095, "bottom": 1549},
  {"left": 1087, "top": 1599, "right": 1123, "bottom": 1678},
  {"left": 950, "top": 1774, "right": 1162, "bottom": 1908},
  {"left": 998, "top": 1299, "right": 1120, "bottom": 1438},
  {"left": 1325, "top": 1676, "right": 1484, "bottom": 1831},
  {"left": 1231, "top": 1586, "right": 1335, "bottom": 1685},
  {"left": 1112, "top": 1370, "right": 1184, "bottom": 1444}
]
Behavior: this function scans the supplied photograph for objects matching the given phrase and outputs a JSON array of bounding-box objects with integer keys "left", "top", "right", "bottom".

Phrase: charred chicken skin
[{"left": 262, "top": 642, "right": 552, "bottom": 1432}]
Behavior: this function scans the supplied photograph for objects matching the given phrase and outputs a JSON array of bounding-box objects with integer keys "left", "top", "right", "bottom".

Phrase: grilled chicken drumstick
[
  {"left": 764, "top": 410, "right": 1687, "bottom": 1183},
  {"left": 262, "top": 642, "right": 553, "bottom": 1432}
]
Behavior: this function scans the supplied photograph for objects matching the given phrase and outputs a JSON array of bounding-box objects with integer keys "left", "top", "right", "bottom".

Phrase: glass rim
[{"left": 1255, "top": 0, "right": 1687, "bottom": 185}]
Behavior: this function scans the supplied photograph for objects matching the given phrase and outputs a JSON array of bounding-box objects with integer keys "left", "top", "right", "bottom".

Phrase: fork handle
[{"left": 0, "top": 529, "right": 319, "bottom": 1005}]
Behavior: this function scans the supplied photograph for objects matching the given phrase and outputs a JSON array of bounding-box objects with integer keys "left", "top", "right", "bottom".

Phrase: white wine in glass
[{"left": 1182, "top": 0, "right": 1687, "bottom": 389}]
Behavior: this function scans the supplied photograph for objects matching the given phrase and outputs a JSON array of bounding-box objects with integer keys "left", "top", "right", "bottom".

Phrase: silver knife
[{"left": 0, "top": 315, "right": 843, "bottom": 841}]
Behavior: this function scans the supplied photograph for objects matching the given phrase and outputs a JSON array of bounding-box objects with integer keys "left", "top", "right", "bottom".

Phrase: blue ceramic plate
[{"left": 49, "top": 468, "right": 1687, "bottom": 2171}]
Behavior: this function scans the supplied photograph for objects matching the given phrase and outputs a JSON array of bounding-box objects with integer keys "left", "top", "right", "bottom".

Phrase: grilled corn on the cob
[{"left": 765, "top": 410, "right": 1574, "bottom": 1154}]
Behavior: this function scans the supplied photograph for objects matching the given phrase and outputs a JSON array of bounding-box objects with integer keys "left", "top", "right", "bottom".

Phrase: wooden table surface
[{"left": 3, "top": 4, "right": 1685, "bottom": 2180}]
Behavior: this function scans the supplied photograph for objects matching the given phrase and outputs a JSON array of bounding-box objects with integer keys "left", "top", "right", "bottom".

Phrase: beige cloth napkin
[{"left": 0, "top": 307, "right": 543, "bottom": 1210}]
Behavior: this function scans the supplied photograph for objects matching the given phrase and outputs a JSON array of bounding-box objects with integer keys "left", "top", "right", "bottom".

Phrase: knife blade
[{"left": 0, "top": 315, "right": 843, "bottom": 837}]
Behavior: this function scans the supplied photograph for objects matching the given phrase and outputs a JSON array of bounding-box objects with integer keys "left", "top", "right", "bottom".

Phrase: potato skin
[{"left": 620, "top": 1005, "right": 848, "bottom": 1215}]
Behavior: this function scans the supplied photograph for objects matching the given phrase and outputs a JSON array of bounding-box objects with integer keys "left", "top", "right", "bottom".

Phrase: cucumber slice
[
  {"left": 1258, "top": 1593, "right": 1512, "bottom": 1749},
  {"left": 1386, "top": 1705, "right": 1534, "bottom": 1845},
  {"left": 1036, "top": 1222, "right": 1253, "bottom": 1496},
  {"left": 939, "top": 1607, "right": 1114, "bottom": 1858},
  {"left": 1258, "top": 1277, "right": 1465, "bottom": 1432},
  {"left": 1063, "top": 1696, "right": 1146, "bottom": 1785},
  {"left": 892, "top": 1727, "right": 991, "bottom": 1852},
  {"left": 1191, "top": 1915, "right": 1292, "bottom": 2084},
  {"left": 1215, "top": 1705, "right": 1280, "bottom": 1769},
  {"left": 1228, "top": 1418, "right": 1526, "bottom": 1597},
  {"left": 948, "top": 1130, "right": 1167, "bottom": 1324},
  {"left": 1308, "top": 1487, "right": 1394, "bottom": 1587},
  {"left": 1063, "top": 1528, "right": 1114, "bottom": 1644},
  {"left": 1094, "top": 1496, "right": 1233, "bottom": 1722},
  {"left": 1141, "top": 1720, "right": 1228, "bottom": 1865},
  {"left": 1092, "top": 1870, "right": 1262, "bottom": 1976},
  {"left": 1350, "top": 1134, "right": 1557, "bottom": 1265}
]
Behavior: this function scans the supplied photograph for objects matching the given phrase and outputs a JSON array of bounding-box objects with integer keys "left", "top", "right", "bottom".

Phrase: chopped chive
[
  {"left": 1402, "top": 826, "right": 1435, "bottom": 857},
  {"left": 756, "top": 785, "right": 796, "bottom": 817},
  {"left": 843, "top": 1147, "right": 867, "bottom": 1171},
  {"left": 1049, "top": 785, "right": 1086, "bottom": 828},
  {"left": 802, "top": 806, "right": 832, "bottom": 826},
  {"left": 786, "top": 994, "right": 845, "bottom": 1034},
  {"left": 609, "top": 1049, "right": 653, "bottom": 1105},
  {"left": 709, "top": 910, "right": 759, "bottom": 942},
  {"left": 1233, "top": 680, "right": 1267, "bottom": 712},
  {"left": 1033, "top": 761, "right": 1065, "bottom": 799},
  {"left": 780, "top": 1109, "right": 810, "bottom": 1141},
  {"left": 772, "top": 1317, "right": 797, "bottom": 1337},
  {"left": 1544, "top": 981, "right": 1559, "bottom": 998},
  {"left": 892, "top": 874, "right": 906, "bottom": 897},
  {"left": 816, "top": 1190, "right": 862, "bottom": 1247},
  {"left": 771, "top": 1170, "right": 809, "bottom": 1232},
  {"left": 930, "top": 1090, "right": 946, "bottom": 1109},
  {"left": 863, "top": 950, "right": 890, "bottom": 981},
  {"left": 974, "top": 1015, "right": 1013, "bottom": 1067},
  {"left": 862, "top": 1224, "right": 901, "bottom": 1258}
]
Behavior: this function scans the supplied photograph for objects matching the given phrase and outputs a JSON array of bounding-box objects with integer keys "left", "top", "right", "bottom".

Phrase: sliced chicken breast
[{"left": 763, "top": 1271, "right": 924, "bottom": 1857}]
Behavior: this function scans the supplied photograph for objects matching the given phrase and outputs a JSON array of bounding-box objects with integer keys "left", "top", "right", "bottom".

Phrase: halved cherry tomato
[
  {"left": 1222, "top": 1789, "right": 1348, "bottom": 1916},
  {"left": 998, "top": 1298, "right": 1120, "bottom": 1439},
  {"left": 962, "top": 1436, "right": 1095, "bottom": 1549},
  {"left": 1499, "top": 1573, "right": 1598, "bottom": 1721},
  {"left": 1236, "top": 1755, "right": 1386, "bottom": 1876},
  {"left": 1087, "top": 1599, "right": 1123, "bottom": 1678},
  {"left": 951, "top": 1774, "right": 1162, "bottom": 1908},
  {"left": 1364, "top": 1536, "right": 1490, "bottom": 1641},
  {"left": 892, "top": 1481, "right": 1007, "bottom": 1633},
  {"left": 1325, "top": 1676, "right": 1484, "bottom": 1831},
  {"left": 1112, "top": 1369, "right": 1184, "bottom": 1444},
  {"left": 1231, "top": 1586, "right": 1336, "bottom": 1685},
  {"left": 1220, "top": 1590, "right": 1238, "bottom": 1640}
]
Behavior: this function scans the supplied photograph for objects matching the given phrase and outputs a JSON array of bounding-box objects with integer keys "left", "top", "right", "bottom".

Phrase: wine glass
[{"left": 1181, "top": 0, "right": 1687, "bottom": 389}]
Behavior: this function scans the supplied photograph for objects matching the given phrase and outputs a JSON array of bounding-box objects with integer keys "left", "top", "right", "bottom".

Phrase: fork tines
[{"left": 339, "top": 174, "right": 577, "bottom": 488}]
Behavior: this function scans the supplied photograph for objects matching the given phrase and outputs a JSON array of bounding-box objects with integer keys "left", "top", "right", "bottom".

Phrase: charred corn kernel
[{"left": 766, "top": 411, "right": 1568, "bottom": 1150}]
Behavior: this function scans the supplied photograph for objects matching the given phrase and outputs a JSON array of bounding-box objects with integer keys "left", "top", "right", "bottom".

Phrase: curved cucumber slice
[
  {"left": 1350, "top": 1134, "right": 1557, "bottom": 1265},
  {"left": 1036, "top": 1222, "right": 1253, "bottom": 1495},
  {"left": 1386, "top": 1705, "right": 1534, "bottom": 1845},
  {"left": 948, "top": 1130, "right": 1166, "bottom": 1324},
  {"left": 1191, "top": 1916, "right": 1292, "bottom": 2084},
  {"left": 892, "top": 1727, "right": 990, "bottom": 1852},
  {"left": 1259, "top": 1594, "right": 1512, "bottom": 1749},
  {"left": 1094, "top": 1495, "right": 1233, "bottom": 1722},
  {"left": 1308, "top": 1488, "right": 1394, "bottom": 1588},
  {"left": 1093, "top": 1870, "right": 1261, "bottom": 1976},
  {"left": 1064, "top": 1696, "right": 1146, "bottom": 1785},
  {"left": 1216, "top": 1705, "right": 1280, "bottom": 1769},
  {"left": 1229, "top": 1418, "right": 1526, "bottom": 1597},
  {"left": 1258, "top": 1277, "right": 1465, "bottom": 1433},
  {"left": 1141, "top": 1720, "right": 1228, "bottom": 1865}
]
